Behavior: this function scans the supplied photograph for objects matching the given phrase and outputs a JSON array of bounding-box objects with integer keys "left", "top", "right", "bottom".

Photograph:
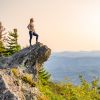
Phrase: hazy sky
[{"left": 0, "top": 0, "right": 100, "bottom": 52}]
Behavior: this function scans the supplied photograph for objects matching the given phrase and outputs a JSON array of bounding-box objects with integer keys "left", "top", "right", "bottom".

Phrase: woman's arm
[{"left": 27, "top": 24, "right": 30, "bottom": 30}]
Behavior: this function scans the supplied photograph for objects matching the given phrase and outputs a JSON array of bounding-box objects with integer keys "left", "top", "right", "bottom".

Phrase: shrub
[
  {"left": 22, "top": 74, "right": 36, "bottom": 87},
  {"left": 38, "top": 76, "right": 100, "bottom": 100},
  {"left": 11, "top": 67, "right": 20, "bottom": 78},
  {"left": 38, "top": 67, "right": 51, "bottom": 85}
]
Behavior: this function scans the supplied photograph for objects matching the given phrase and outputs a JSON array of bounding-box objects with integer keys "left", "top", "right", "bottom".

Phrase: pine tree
[
  {"left": 39, "top": 66, "right": 51, "bottom": 85},
  {"left": 0, "top": 41, "right": 5, "bottom": 56},
  {"left": 6, "top": 28, "right": 21, "bottom": 56},
  {"left": 0, "top": 22, "right": 6, "bottom": 56}
]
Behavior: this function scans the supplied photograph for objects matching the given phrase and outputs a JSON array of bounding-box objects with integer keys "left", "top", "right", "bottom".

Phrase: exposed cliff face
[
  {"left": 0, "top": 68, "right": 43, "bottom": 100},
  {"left": 0, "top": 42, "right": 51, "bottom": 80},
  {"left": 0, "top": 42, "right": 51, "bottom": 100},
  {"left": 8, "top": 42, "right": 51, "bottom": 67},
  {"left": 0, "top": 42, "right": 51, "bottom": 67},
  {"left": 0, "top": 69, "right": 22, "bottom": 100}
]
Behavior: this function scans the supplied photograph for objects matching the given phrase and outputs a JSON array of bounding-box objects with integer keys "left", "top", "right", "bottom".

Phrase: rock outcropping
[
  {"left": 0, "top": 42, "right": 51, "bottom": 79},
  {"left": 0, "top": 42, "right": 51, "bottom": 100}
]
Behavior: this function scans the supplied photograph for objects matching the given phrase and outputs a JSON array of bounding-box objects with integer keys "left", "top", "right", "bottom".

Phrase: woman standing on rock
[{"left": 27, "top": 18, "right": 39, "bottom": 46}]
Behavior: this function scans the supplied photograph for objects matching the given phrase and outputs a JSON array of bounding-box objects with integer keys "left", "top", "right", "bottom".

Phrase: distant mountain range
[
  {"left": 52, "top": 51, "right": 100, "bottom": 57},
  {"left": 44, "top": 51, "right": 100, "bottom": 85}
]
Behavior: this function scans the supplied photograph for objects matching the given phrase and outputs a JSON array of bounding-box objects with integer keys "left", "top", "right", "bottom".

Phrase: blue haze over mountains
[{"left": 44, "top": 51, "right": 100, "bottom": 85}]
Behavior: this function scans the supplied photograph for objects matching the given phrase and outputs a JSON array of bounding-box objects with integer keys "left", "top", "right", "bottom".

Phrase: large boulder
[
  {"left": 0, "top": 42, "right": 51, "bottom": 80},
  {"left": 0, "top": 43, "right": 51, "bottom": 100}
]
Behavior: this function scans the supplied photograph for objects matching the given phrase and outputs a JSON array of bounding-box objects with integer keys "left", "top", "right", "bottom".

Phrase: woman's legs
[
  {"left": 29, "top": 31, "right": 39, "bottom": 46},
  {"left": 29, "top": 31, "right": 33, "bottom": 46},
  {"left": 33, "top": 32, "right": 39, "bottom": 43}
]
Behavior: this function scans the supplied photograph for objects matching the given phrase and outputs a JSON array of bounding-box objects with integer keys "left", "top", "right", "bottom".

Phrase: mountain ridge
[
  {"left": 52, "top": 51, "right": 100, "bottom": 57},
  {"left": 45, "top": 51, "right": 100, "bottom": 84}
]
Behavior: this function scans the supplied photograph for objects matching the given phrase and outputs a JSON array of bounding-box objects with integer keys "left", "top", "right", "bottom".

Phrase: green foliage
[
  {"left": 38, "top": 83, "right": 65, "bottom": 100},
  {"left": 0, "top": 23, "right": 6, "bottom": 55},
  {"left": 5, "top": 28, "right": 21, "bottom": 56},
  {"left": 38, "top": 67, "right": 51, "bottom": 85},
  {"left": 38, "top": 74, "right": 100, "bottom": 100},
  {"left": 0, "top": 40, "right": 5, "bottom": 56}
]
